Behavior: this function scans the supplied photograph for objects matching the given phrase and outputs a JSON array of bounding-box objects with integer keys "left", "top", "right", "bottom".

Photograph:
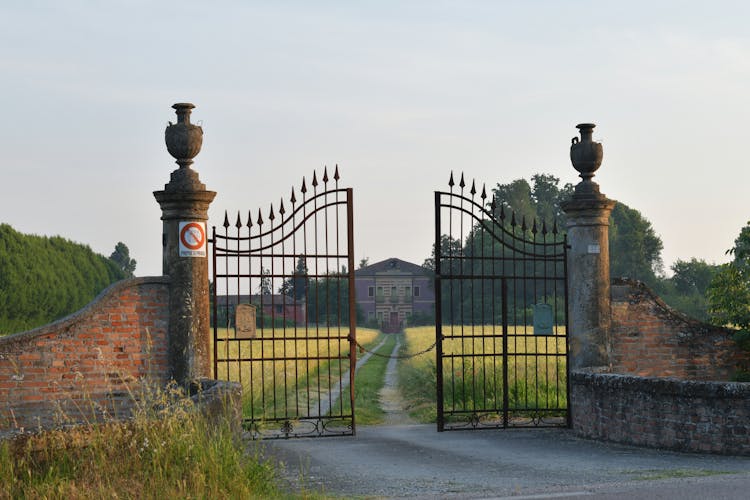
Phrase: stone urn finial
[
  {"left": 570, "top": 123, "right": 603, "bottom": 189},
  {"left": 165, "top": 103, "right": 203, "bottom": 168}
]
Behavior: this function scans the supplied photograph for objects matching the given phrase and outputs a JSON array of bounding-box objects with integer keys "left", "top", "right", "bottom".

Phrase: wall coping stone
[{"left": 571, "top": 368, "right": 750, "bottom": 399}]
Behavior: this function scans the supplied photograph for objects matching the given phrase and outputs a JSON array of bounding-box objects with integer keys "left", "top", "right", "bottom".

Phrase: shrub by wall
[{"left": 0, "top": 277, "right": 169, "bottom": 435}]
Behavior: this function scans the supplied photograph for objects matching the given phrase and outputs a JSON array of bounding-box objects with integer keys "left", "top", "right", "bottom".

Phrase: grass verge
[
  {"left": 345, "top": 332, "right": 395, "bottom": 425},
  {"left": 0, "top": 382, "right": 284, "bottom": 499}
]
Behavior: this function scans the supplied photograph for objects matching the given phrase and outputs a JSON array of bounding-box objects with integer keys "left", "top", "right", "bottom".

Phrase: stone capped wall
[
  {"left": 0, "top": 277, "right": 169, "bottom": 434},
  {"left": 609, "top": 278, "right": 749, "bottom": 380},
  {"left": 571, "top": 369, "right": 750, "bottom": 455}
]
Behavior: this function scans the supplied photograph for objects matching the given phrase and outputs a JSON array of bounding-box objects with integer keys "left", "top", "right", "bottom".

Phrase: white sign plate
[
  {"left": 179, "top": 221, "right": 207, "bottom": 257},
  {"left": 587, "top": 244, "right": 601, "bottom": 254}
]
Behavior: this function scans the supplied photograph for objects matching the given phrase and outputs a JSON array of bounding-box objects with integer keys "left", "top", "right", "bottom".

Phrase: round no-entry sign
[{"left": 179, "top": 221, "right": 206, "bottom": 257}]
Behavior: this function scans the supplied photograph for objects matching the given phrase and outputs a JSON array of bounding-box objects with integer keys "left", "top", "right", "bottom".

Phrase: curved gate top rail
[
  {"left": 210, "top": 166, "right": 357, "bottom": 439},
  {"left": 435, "top": 171, "right": 569, "bottom": 431}
]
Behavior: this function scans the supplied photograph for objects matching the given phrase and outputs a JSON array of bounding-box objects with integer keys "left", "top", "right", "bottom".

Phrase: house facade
[{"left": 354, "top": 258, "right": 435, "bottom": 332}]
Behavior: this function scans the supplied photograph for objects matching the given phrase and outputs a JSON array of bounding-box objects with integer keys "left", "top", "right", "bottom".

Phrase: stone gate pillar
[
  {"left": 561, "top": 123, "right": 615, "bottom": 369},
  {"left": 154, "top": 103, "right": 216, "bottom": 385}
]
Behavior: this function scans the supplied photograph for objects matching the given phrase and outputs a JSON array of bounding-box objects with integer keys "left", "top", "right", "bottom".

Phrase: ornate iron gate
[
  {"left": 435, "top": 173, "right": 569, "bottom": 431},
  {"left": 210, "top": 167, "right": 357, "bottom": 439}
]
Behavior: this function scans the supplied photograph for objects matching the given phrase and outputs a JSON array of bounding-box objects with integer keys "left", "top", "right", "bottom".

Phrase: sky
[{"left": 2, "top": 1, "right": 749, "bottom": 277}]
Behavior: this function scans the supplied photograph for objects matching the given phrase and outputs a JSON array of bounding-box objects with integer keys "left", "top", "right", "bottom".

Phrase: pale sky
[{"left": 2, "top": 1, "right": 749, "bottom": 277}]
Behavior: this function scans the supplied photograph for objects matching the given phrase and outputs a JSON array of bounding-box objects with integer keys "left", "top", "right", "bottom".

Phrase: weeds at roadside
[{"left": 0, "top": 379, "right": 283, "bottom": 498}]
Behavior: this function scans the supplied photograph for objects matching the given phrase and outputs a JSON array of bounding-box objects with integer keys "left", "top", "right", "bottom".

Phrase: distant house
[
  {"left": 214, "top": 294, "right": 306, "bottom": 326},
  {"left": 355, "top": 258, "right": 435, "bottom": 333}
]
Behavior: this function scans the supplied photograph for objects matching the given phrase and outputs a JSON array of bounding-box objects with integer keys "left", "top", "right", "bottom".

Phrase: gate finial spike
[
  {"left": 511, "top": 211, "right": 517, "bottom": 227},
  {"left": 269, "top": 203, "right": 275, "bottom": 221},
  {"left": 490, "top": 195, "right": 497, "bottom": 211},
  {"left": 257, "top": 208, "right": 264, "bottom": 226},
  {"left": 301, "top": 177, "right": 307, "bottom": 194},
  {"left": 531, "top": 219, "right": 538, "bottom": 234},
  {"left": 499, "top": 204, "right": 505, "bottom": 220},
  {"left": 223, "top": 210, "right": 230, "bottom": 228},
  {"left": 247, "top": 210, "right": 253, "bottom": 228},
  {"left": 459, "top": 172, "right": 466, "bottom": 189},
  {"left": 448, "top": 171, "right": 455, "bottom": 188},
  {"left": 290, "top": 187, "right": 297, "bottom": 204},
  {"left": 235, "top": 212, "right": 242, "bottom": 229},
  {"left": 323, "top": 166, "right": 329, "bottom": 184},
  {"left": 522, "top": 215, "right": 528, "bottom": 232},
  {"left": 312, "top": 171, "right": 318, "bottom": 187},
  {"left": 279, "top": 199, "right": 286, "bottom": 216},
  {"left": 552, "top": 220, "right": 558, "bottom": 235},
  {"left": 334, "top": 164, "right": 340, "bottom": 181},
  {"left": 470, "top": 180, "right": 476, "bottom": 196},
  {"left": 541, "top": 219, "right": 548, "bottom": 235},
  {"left": 481, "top": 184, "right": 487, "bottom": 200}
]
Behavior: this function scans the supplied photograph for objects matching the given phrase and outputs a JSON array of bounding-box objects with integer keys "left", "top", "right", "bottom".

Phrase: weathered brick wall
[
  {"left": 571, "top": 369, "right": 750, "bottom": 455},
  {"left": 0, "top": 277, "right": 169, "bottom": 433},
  {"left": 609, "top": 278, "right": 749, "bottom": 380}
]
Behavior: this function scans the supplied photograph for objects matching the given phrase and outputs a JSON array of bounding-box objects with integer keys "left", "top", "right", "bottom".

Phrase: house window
[
  {"left": 368, "top": 286, "right": 374, "bottom": 297},
  {"left": 377, "top": 311, "right": 384, "bottom": 322},
  {"left": 414, "top": 286, "right": 420, "bottom": 297},
  {"left": 275, "top": 304, "right": 283, "bottom": 313},
  {"left": 376, "top": 286, "right": 383, "bottom": 296},
  {"left": 391, "top": 286, "right": 397, "bottom": 296},
  {"left": 368, "top": 311, "right": 375, "bottom": 320}
]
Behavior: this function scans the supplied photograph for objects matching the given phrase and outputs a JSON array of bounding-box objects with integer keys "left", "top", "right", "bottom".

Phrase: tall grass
[
  {"left": 399, "top": 326, "right": 567, "bottom": 424},
  {"left": 0, "top": 382, "right": 281, "bottom": 499},
  {"left": 213, "top": 327, "right": 379, "bottom": 423}
]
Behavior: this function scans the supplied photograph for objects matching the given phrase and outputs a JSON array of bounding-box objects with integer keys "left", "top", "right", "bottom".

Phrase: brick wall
[
  {"left": 0, "top": 277, "right": 169, "bottom": 433},
  {"left": 609, "top": 278, "right": 749, "bottom": 380},
  {"left": 571, "top": 369, "right": 750, "bottom": 455}
]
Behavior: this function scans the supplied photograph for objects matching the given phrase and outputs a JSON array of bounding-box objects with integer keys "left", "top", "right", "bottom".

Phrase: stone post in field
[
  {"left": 154, "top": 103, "right": 216, "bottom": 385},
  {"left": 561, "top": 123, "right": 616, "bottom": 369}
]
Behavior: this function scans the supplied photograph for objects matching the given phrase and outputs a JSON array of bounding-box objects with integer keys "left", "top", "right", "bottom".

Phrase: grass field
[
  {"left": 212, "top": 326, "right": 379, "bottom": 425},
  {"left": 399, "top": 325, "right": 568, "bottom": 424}
]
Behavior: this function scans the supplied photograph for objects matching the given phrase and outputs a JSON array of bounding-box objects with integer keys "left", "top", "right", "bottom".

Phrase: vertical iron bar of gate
[
  {"left": 563, "top": 234, "right": 571, "bottom": 428},
  {"left": 501, "top": 278, "right": 509, "bottom": 428},
  {"left": 434, "top": 191, "right": 444, "bottom": 432},
  {"left": 346, "top": 188, "right": 357, "bottom": 435},
  {"left": 211, "top": 226, "right": 218, "bottom": 379}
]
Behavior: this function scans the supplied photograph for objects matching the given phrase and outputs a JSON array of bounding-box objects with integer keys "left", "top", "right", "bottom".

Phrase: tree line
[{"left": 0, "top": 224, "right": 129, "bottom": 335}]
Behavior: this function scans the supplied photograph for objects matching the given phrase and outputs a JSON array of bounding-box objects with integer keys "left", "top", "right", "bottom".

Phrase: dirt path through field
[{"left": 378, "top": 335, "right": 417, "bottom": 425}]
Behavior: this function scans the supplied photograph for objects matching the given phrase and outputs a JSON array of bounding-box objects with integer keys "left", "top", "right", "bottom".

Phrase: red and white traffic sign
[{"left": 179, "top": 221, "right": 206, "bottom": 257}]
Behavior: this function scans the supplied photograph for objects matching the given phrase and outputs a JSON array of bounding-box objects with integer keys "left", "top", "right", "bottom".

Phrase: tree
[
  {"left": 656, "top": 258, "right": 721, "bottom": 321},
  {"left": 109, "top": 242, "right": 137, "bottom": 277},
  {"left": 358, "top": 257, "right": 370, "bottom": 269},
  {"left": 258, "top": 268, "right": 272, "bottom": 295},
  {"left": 671, "top": 258, "right": 720, "bottom": 296},
  {"left": 708, "top": 222, "right": 750, "bottom": 334},
  {"left": 279, "top": 257, "right": 308, "bottom": 300},
  {"left": 0, "top": 224, "right": 125, "bottom": 335},
  {"left": 608, "top": 202, "right": 664, "bottom": 284}
]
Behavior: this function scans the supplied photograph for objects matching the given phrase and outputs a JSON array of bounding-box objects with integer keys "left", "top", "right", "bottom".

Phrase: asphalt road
[{"left": 262, "top": 425, "right": 750, "bottom": 499}]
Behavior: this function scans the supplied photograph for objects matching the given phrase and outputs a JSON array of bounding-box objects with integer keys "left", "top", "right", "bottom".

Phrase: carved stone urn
[
  {"left": 569, "top": 123, "right": 603, "bottom": 191},
  {"left": 165, "top": 103, "right": 203, "bottom": 168}
]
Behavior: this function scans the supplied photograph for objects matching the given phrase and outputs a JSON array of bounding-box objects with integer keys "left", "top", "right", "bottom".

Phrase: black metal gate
[
  {"left": 210, "top": 167, "right": 357, "bottom": 439},
  {"left": 434, "top": 172, "right": 569, "bottom": 431}
]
